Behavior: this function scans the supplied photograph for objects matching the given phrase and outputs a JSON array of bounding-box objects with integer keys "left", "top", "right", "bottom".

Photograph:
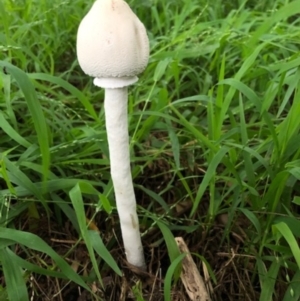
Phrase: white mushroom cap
[{"left": 76, "top": 0, "right": 149, "bottom": 88}]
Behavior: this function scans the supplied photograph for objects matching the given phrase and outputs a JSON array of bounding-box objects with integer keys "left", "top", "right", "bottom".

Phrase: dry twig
[{"left": 175, "top": 237, "right": 211, "bottom": 301}]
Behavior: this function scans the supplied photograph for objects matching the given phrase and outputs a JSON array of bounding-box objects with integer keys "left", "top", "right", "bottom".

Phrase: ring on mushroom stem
[{"left": 76, "top": 0, "right": 149, "bottom": 270}]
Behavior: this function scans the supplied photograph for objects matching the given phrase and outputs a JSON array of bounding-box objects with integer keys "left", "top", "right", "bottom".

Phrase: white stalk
[{"left": 104, "top": 87, "right": 146, "bottom": 269}]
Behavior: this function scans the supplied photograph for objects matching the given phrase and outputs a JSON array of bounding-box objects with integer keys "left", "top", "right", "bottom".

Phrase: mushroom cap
[{"left": 76, "top": 0, "right": 149, "bottom": 86}]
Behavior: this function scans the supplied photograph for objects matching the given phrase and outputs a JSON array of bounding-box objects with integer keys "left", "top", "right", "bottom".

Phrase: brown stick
[{"left": 175, "top": 237, "right": 211, "bottom": 301}]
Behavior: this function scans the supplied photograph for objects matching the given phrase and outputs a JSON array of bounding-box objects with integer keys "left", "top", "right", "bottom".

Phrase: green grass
[{"left": 1, "top": 0, "right": 300, "bottom": 300}]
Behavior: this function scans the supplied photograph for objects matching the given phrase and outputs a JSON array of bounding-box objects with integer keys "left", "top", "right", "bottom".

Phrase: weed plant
[{"left": 1, "top": 0, "right": 300, "bottom": 300}]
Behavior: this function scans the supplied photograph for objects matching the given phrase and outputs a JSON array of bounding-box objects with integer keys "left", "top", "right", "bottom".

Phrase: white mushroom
[{"left": 76, "top": 0, "right": 149, "bottom": 269}]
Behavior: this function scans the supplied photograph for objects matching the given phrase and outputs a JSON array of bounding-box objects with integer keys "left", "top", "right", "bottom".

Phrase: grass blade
[
  {"left": 283, "top": 269, "right": 300, "bottom": 301},
  {"left": 273, "top": 222, "right": 300, "bottom": 269},
  {"left": 248, "top": 1, "right": 300, "bottom": 48},
  {"left": 4, "top": 157, "right": 45, "bottom": 205},
  {"left": 0, "top": 61, "right": 50, "bottom": 181},
  {"left": 164, "top": 253, "right": 186, "bottom": 301},
  {"left": 258, "top": 258, "right": 281, "bottom": 301},
  {"left": 191, "top": 146, "right": 229, "bottom": 216},
  {"left": 29, "top": 73, "right": 98, "bottom": 121},
  {"left": 156, "top": 221, "right": 181, "bottom": 265},
  {"left": 0, "top": 227, "right": 90, "bottom": 291},
  {"left": 0, "top": 248, "right": 29, "bottom": 301},
  {"left": 69, "top": 183, "right": 102, "bottom": 284},
  {"left": 88, "top": 230, "right": 122, "bottom": 276},
  {"left": 0, "top": 111, "right": 31, "bottom": 148}
]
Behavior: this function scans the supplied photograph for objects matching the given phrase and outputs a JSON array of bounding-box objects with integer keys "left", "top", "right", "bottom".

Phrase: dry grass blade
[{"left": 175, "top": 237, "right": 211, "bottom": 301}]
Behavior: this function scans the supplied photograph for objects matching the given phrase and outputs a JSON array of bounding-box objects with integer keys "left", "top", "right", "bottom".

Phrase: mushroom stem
[{"left": 104, "top": 87, "right": 146, "bottom": 269}]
